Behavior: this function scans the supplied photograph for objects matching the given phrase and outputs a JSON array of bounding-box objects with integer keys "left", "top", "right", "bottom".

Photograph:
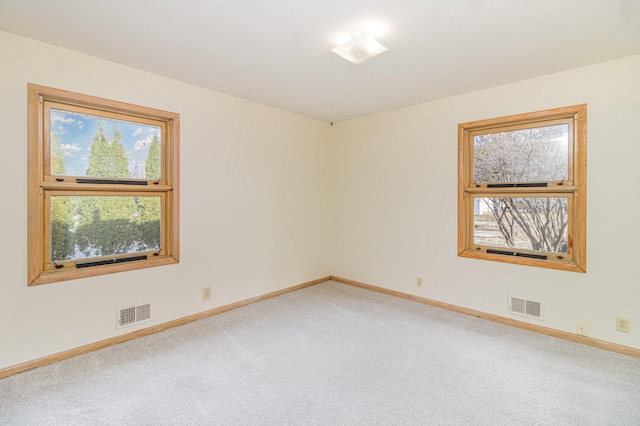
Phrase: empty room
[{"left": 1, "top": 1, "right": 640, "bottom": 424}]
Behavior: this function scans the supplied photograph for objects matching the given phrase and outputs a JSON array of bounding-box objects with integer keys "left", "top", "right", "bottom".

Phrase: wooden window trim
[
  {"left": 27, "top": 84, "right": 180, "bottom": 285},
  {"left": 458, "top": 105, "right": 586, "bottom": 272}
]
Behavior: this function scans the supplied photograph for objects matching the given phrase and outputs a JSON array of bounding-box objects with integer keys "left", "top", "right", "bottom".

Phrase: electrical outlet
[
  {"left": 576, "top": 322, "right": 588, "bottom": 336},
  {"left": 202, "top": 287, "right": 211, "bottom": 301},
  {"left": 616, "top": 317, "right": 629, "bottom": 333},
  {"left": 416, "top": 277, "right": 423, "bottom": 287}
]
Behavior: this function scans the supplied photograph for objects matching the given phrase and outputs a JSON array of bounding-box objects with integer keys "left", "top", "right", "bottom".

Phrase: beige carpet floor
[{"left": 1, "top": 281, "right": 639, "bottom": 425}]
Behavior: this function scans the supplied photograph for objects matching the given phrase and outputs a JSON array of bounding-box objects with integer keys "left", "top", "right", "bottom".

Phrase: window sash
[
  {"left": 43, "top": 191, "right": 167, "bottom": 270},
  {"left": 43, "top": 101, "right": 168, "bottom": 183},
  {"left": 466, "top": 116, "right": 576, "bottom": 188},
  {"left": 466, "top": 194, "right": 574, "bottom": 259}
]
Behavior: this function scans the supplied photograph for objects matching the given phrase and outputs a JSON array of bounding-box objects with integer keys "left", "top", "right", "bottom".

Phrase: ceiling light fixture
[{"left": 331, "top": 30, "right": 388, "bottom": 65}]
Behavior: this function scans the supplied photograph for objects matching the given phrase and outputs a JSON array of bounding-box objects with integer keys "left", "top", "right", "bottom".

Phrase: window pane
[
  {"left": 50, "top": 195, "right": 161, "bottom": 262},
  {"left": 50, "top": 109, "right": 162, "bottom": 180},
  {"left": 473, "top": 197, "right": 568, "bottom": 254},
  {"left": 473, "top": 124, "right": 568, "bottom": 183}
]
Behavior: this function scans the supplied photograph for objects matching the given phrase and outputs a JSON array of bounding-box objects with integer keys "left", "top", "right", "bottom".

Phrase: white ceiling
[{"left": 1, "top": 0, "right": 639, "bottom": 122}]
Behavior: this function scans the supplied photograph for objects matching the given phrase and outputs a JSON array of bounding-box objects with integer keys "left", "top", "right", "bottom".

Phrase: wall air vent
[
  {"left": 508, "top": 295, "right": 543, "bottom": 320},
  {"left": 117, "top": 303, "right": 151, "bottom": 329}
]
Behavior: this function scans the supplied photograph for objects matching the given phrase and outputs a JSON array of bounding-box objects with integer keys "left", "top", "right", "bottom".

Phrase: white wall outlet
[
  {"left": 576, "top": 322, "right": 588, "bottom": 336},
  {"left": 616, "top": 317, "right": 629, "bottom": 333},
  {"left": 416, "top": 277, "right": 423, "bottom": 287},
  {"left": 202, "top": 287, "right": 211, "bottom": 301}
]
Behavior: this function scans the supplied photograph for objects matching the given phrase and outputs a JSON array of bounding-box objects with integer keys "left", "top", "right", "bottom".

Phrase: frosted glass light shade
[{"left": 331, "top": 30, "right": 388, "bottom": 64}]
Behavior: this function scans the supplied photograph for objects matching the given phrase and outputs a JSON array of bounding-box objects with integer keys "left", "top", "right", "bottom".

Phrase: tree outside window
[
  {"left": 28, "top": 84, "right": 179, "bottom": 285},
  {"left": 458, "top": 105, "right": 586, "bottom": 272}
]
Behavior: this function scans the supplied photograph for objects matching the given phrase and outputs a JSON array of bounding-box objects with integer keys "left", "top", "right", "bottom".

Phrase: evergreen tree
[
  {"left": 76, "top": 125, "right": 140, "bottom": 258},
  {"left": 85, "top": 123, "right": 110, "bottom": 178},
  {"left": 145, "top": 134, "right": 161, "bottom": 180},
  {"left": 136, "top": 135, "right": 162, "bottom": 250},
  {"left": 109, "top": 128, "right": 130, "bottom": 178},
  {"left": 75, "top": 196, "right": 141, "bottom": 256},
  {"left": 136, "top": 196, "right": 161, "bottom": 251},
  {"left": 50, "top": 132, "right": 66, "bottom": 176},
  {"left": 49, "top": 132, "right": 76, "bottom": 261}
]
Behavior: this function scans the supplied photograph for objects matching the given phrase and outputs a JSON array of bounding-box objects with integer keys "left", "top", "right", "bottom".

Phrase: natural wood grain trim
[
  {"left": 27, "top": 84, "right": 44, "bottom": 285},
  {"left": 457, "top": 104, "right": 587, "bottom": 273},
  {"left": 331, "top": 276, "right": 640, "bottom": 359},
  {"left": 27, "top": 83, "right": 180, "bottom": 286},
  {"left": 459, "top": 104, "right": 586, "bottom": 130},
  {"left": 168, "top": 117, "right": 180, "bottom": 263},
  {"left": 0, "top": 276, "right": 331, "bottom": 380},
  {"left": 28, "top": 84, "right": 178, "bottom": 121}
]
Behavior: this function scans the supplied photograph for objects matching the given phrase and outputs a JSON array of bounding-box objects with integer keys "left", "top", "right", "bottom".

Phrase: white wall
[
  {"left": 332, "top": 54, "right": 640, "bottom": 349},
  {"left": 2, "top": 29, "right": 638, "bottom": 371},
  {"left": 0, "top": 31, "right": 331, "bottom": 369}
]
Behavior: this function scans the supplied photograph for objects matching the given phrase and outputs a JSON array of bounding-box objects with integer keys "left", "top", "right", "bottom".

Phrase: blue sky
[{"left": 50, "top": 109, "right": 161, "bottom": 178}]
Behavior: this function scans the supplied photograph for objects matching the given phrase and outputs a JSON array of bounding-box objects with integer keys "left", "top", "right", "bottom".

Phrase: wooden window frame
[
  {"left": 458, "top": 105, "right": 586, "bottom": 272},
  {"left": 28, "top": 84, "right": 180, "bottom": 285}
]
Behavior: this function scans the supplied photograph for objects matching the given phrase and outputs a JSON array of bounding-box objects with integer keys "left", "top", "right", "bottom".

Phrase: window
[
  {"left": 458, "top": 105, "right": 586, "bottom": 272},
  {"left": 28, "top": 84, "right": 179, "bottom": 285}
]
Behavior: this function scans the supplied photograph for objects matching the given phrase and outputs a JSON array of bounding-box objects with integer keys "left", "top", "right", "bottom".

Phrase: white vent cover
[
  {"left": 116, "top": 303, "right": 151, "bottom": 329},
  {"left": 508, "top": 295, "right": 543, "bottom": 320}
]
